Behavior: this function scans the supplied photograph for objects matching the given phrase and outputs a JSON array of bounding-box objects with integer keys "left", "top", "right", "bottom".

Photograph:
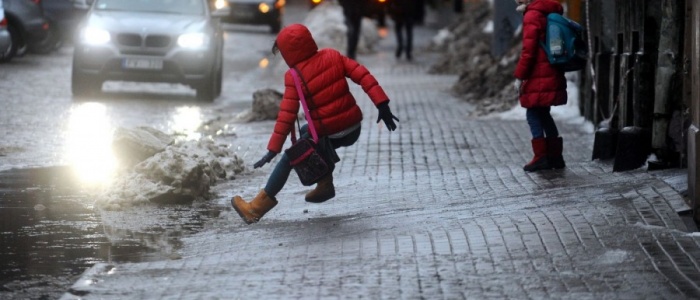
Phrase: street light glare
[
  {"left": 171, "top": 106, "right": 203, "bottom": 141},
  {"left": 65, "top": 103, "right": 117, "bottom": 185}
]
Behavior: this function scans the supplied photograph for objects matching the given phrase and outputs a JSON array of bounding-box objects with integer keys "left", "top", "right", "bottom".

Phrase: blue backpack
[{"left": 540, "top": 13, "right": 588, "bottom": 72}]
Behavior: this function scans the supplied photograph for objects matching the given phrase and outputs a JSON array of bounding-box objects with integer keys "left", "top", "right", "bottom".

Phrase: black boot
[{"left": 546, "top": 136, "right": 565, "bottom": 169}]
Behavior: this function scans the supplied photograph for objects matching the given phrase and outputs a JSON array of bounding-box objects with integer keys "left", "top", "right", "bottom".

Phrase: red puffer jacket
[
  {"left": 513, "top": 0, "right": 567, "bottom": 108},
  {"left": 267, "top": 24, "right": 389, "bottom": 153}
]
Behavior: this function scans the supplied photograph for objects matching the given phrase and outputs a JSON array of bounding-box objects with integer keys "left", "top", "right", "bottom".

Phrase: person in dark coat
[
  {"left": 387, "top": 0, "right": 423, "bottom": 60},
  {"left": 230, "top": 24, "right": 399, "bottom": 224},
  {"left": 337, "top": 0, "right": 370, "bottom": 60},
  {"left": 513, "top": 0, "right": 567, "bottom": 172}
]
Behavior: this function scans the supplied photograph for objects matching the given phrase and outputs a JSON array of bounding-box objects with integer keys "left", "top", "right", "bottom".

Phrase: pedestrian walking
[
  {"left": 513, "top": 0, "right": 567, "bottom": 172},
  {"left": 231, "top": 23, "right": 400, "bottom": 224},
  {"left": 337, "top": 0, "right": 369, "bottom": 59},
  {"left": 386, "top": 0, "right": 424, "bottom": 60}
]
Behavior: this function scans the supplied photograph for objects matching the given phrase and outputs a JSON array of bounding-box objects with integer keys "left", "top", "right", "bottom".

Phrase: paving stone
[{"left": 61, "top": 28, "right": 700, "bottom": 300}]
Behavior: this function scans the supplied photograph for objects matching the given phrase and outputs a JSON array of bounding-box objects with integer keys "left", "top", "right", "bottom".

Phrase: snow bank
[
  {"left": 98, "top": 133, "right": 244, "bottom": 210},
  {"left": 304, "top": 1, "right": 381, "bottom": 55}
]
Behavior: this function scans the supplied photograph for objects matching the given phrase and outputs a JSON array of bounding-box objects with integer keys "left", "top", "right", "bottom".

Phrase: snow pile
[
  {"left": 98, "top": 131, "right": 245, "bottom": 210},
  {"left": 429, "top": 2, "right": 523, "bottom": 116},
  {"left": 112, "top": 127, "right": 174, "bottom": 167},
  {"left": 304, "top": 1, "right": 381, "bottom": 55},
  {"left": 235, "top": 88, "right": 283, "bottom": 122}
]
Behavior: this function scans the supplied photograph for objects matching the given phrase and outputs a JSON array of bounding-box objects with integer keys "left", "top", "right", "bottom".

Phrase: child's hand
[
  {"left": 253, "top": 151, "right": 277, "bottom": 168},
  {"left": 377, "top": 102, "right": 399, "bottom": 131}
]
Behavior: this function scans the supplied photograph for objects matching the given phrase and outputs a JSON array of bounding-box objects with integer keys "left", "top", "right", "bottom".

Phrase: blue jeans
[
  {"left": 526, "top": 107, "right": 559, "bottom": 139},
  {"left": 264, "top": 124, "right": 361, "bottom": 197}
]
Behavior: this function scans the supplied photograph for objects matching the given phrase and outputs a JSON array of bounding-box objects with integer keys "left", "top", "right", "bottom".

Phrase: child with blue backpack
[{"left": 513, "top": 0, "right": 568, "bottom": 172}]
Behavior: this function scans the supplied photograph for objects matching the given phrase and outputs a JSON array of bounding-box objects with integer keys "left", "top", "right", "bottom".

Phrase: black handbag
[{"left": 285, "top": 68, "right": 336, "bottom": 186}]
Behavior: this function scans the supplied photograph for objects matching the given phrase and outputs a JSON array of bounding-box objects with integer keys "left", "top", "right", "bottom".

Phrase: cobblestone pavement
[{"left": 62, "top": 26, "right": 700, "bottom": 299}]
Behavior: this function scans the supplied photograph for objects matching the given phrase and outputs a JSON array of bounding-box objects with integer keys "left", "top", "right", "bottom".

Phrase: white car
[{"left": 71, "top": 0, "right": 229, "bottom": 101}]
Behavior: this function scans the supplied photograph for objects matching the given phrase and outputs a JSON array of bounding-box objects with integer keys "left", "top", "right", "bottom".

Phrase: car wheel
[
  {"left": 29, "top": 24, "right": 59, "bottom": 54},
  {"left": 196, "top": 72, "right": 216, "bottom": 102},
  {"left": 0, "top": 34, "right": 14, "bottom": 63},
  {"left": 3, "top": 22, "right": 23, "bottom": 60},
  {"left": 71, "top": 61, "right": 101, "bottom": 98},
  {"left": 215, "top": 61, "right": 223, "bottom": 97}
]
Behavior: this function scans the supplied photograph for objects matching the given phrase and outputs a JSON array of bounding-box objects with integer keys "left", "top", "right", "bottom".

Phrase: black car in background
[
  {"left": 0, "top": 1, "right": 13, "bottom": 62},
  {"left": 218, "top": 0, "right": 284, "bottom": 34},
  {"left": 41, "top": 0, "right": 89, "bottom": 50},
  {"left": 3, "top": 0, "right": 52, "bottom": 57}
]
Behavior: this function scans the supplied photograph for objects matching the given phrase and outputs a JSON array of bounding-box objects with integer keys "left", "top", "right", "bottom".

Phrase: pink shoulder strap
[{"left": 290, "top": 68, "right": 319, "bottom": 143}]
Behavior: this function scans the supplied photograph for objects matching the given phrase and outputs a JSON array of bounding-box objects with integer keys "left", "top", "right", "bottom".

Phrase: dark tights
[{"left": 394, "top": 19, "right": 413, "bottom": 60}]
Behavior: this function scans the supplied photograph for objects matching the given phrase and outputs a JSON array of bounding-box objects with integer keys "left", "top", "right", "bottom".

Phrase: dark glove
[
  {"left": 376, "top": 102, "right": 399, "bottom": 131},
  {"left": 253, "top": 151, "right": 277, "bottom": 169}
]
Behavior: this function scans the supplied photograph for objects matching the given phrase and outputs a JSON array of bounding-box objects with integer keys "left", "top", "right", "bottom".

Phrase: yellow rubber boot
[{"left": 231, "top": 189, "right": 278, "bottom": 224}]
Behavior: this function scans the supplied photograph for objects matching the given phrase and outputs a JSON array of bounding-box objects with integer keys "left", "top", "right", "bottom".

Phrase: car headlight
[
  {"left": 177, "top": 33, "right": 208, "bottom": 49},
  {"left": 214, "top": 0, "right": 228, "bottom": 10},
  {"left": 81, "top": 27, "right": 111, "bottom": 45},
  {"left": 259, "top": 3, "right": 270, "bottom": 13}
]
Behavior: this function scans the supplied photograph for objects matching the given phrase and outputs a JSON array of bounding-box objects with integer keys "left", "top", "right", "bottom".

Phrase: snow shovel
[
  {"left": 612, "top": 126, "right": 652, "bottom": 172},
  {"left": 592, "top": 127, "right": 618, "bottom": 160}
]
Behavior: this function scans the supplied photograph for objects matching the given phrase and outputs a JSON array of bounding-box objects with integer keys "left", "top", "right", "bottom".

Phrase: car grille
[
  {"left": 116, "top": 33, "right": 172, "bottom": 48},
  {"left": 117, "top": 33, "right": 141, "bottom": 47},
  {"left": 146, "top": 35, "right": 170, "bottom": 47}
]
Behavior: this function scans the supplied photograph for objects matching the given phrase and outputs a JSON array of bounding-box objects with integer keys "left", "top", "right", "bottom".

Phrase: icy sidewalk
[{"left": 61, "top": 38, "right": 700, "bottom": 300}]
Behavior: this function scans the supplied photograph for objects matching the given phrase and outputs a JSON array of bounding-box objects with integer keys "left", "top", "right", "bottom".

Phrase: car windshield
[{"left": 94, "top": 0, "right": 205, "bottom": 15}]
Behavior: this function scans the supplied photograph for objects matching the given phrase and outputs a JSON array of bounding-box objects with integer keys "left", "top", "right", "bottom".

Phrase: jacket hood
[
  {"left": 276, "top": 24, "right": 318, "bottom": 68},
  {"left": 526, "top": 0, "right": 563, "bottom": 15}
]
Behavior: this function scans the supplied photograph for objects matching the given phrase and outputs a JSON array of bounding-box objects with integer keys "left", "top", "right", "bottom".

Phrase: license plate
[{"left": 122, "top": 58, "right": 163, "bottom": 70}]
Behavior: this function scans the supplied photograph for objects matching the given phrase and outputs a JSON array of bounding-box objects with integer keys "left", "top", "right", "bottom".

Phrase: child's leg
[
  {"left": 526, "top": 107, "right": 545, "bottom": 138},
  {"left": 264, "top": 125, "right": 311, "bottom": 197},
  {"left": 524, "top": 107, "right": 551, "bottom": 171},
  {"left": 330, "top": 127, "right": 361, "bottom": 149},
  {"left": 538, "top": 107, "right": 559, "bottom": 137},
  {"left": 539, "top": 108, "right": 565, "bottom": 168},
  {"left": 263, "top": 154, "right": 292, "bottom": 197}
]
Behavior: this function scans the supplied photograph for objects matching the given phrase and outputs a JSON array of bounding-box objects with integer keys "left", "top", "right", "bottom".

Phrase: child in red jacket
[
  {"left": 231, "top": 23, "right": 399, "bottom": 224},
  {"left": 514, "top": 0, "right": 567, "bottom": 172}
]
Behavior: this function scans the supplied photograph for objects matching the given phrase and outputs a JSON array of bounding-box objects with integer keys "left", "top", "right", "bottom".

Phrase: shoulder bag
[{"left": 285, "top": 68, "right": 337, "bottom": 186}]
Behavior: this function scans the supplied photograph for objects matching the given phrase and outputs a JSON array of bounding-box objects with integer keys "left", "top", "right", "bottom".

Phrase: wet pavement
[
  {"left": 2, "top": 1, "right": 700, "bottom": 299},
  {"left": 58, "top": 18, "right": 700, "bottom": 300},
  {"left": 0, "top": 167, "right": 223, "bottom": 299}
]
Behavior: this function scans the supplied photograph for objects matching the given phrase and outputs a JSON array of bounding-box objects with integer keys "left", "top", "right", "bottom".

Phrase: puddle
[{"left": 0, "top": 167, "right": 222, "bottom": 299}]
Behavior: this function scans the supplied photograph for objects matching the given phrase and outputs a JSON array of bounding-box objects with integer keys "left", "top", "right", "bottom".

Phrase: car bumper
[{"left": 73, "top": 44, "right": 217, "bottom": 85}]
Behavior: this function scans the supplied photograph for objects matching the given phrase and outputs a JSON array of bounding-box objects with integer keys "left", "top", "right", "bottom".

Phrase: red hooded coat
[
  {"left": 513, "top": 0, "right": 567, "bottom": 108},
  {"left": 267, "top": 24, "right": 389, "bottom": 153}
]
